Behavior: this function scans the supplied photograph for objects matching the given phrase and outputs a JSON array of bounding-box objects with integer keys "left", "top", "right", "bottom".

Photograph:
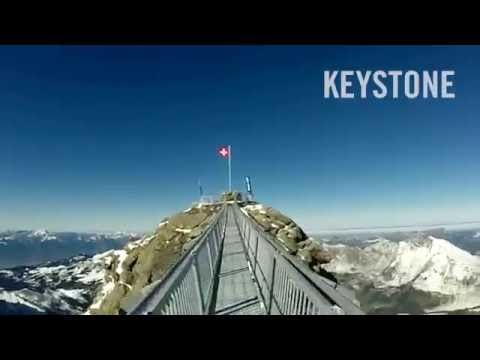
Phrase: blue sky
[{"left": 1, "top": 45, "right": 479, "bottom": 232}]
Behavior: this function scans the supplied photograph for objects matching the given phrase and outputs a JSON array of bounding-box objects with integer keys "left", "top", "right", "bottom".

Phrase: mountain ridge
[
  {"left": 322, "top": 234, "right": 480, "bottom": 313},
  {"left": 0, "top": 230, "right": 141, "bottom": 269}
]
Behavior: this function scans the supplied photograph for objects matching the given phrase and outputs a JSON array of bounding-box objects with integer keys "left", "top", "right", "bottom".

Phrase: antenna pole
[{"left": 228, "top": 145, "right": 232, "bottom": 192}]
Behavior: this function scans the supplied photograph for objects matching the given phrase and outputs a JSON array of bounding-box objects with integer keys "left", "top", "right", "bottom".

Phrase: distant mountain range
[
  {"left": 0, "top": 230, "right": 141, "bottom": 269},
  {"left": 6, "top": 227, "right": 480, "bottom": 315},
  {"left": 321, "top": 234, "right": 480, "bottom": 314},
  {"left": 3, "top": 216, "right": 480, "bottom": 315},
  {"left": 314, "top": 227, "right": 480, "bottom": 255}
]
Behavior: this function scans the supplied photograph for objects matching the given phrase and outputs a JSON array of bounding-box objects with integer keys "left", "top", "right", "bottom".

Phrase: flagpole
[
  {"left": 198, "top": 178, "right": 203, "bottom": 197},
  {"left": 228, "top": 145, "right": 232, "bottom": 192}
]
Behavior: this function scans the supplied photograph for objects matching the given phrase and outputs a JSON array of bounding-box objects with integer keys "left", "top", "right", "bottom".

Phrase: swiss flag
[{"left": 218, "top": 146, "right": 229, "bottom": 158}]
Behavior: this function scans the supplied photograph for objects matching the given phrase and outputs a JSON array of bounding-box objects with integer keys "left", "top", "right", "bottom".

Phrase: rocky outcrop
[
  {"left": 86, "top": 200, "right": 336, "bottom": 314},
  {"left": 220, "top": 191, "right": 242, "bottom": 202},
  {"left": 86, "top": 203, "right": 222, "bottom": 315},
  {"left": 241, "top": 203, "right": 336, "bottom": 282}
]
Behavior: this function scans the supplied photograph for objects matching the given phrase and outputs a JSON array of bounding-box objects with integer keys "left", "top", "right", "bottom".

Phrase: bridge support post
[
  {"left": 207, "top": 241, "right": 214, "bottom": 277},
  {"left": 192, "top": 253, "right": 205, "bottom": 314},
  {"left": 253, "top": 236, "right": 259, "bottom": 275},
  {"left": 267, "top": 256, "right": 277, "bottom": 314}
]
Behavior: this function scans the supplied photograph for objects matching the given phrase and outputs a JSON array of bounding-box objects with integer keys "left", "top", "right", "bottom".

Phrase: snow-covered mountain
[
  {"left": 0, "top": 230, "right": 141, "bottom": 269},
  {"left": 0, "top": 202, "right": 221, "bottom": 315},
  {"left": 0, "top": 228, "right": 155, "bottom": 315},
  {"left": 322, "top": 235, "right": 480, "bottom": 314},
  {"left": 0, "top": 250, "right": 125, "bottom": 314}
]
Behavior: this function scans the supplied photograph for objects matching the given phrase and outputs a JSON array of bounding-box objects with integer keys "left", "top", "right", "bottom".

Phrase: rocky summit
[
  {"left": 240, "top": 203, "right": 336, "bottom": 282},
  {"left": 0, "top": 198, "right": 339, "bottom": 315},
  {"left": 86, "top": 202, "right": 222, "bottom": 315},
  {"left": 87, "top": 199, "right": 338, "bottom": 314}
]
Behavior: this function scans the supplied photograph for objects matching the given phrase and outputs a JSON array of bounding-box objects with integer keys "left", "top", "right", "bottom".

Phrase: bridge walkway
[
  {"left": 122, "top": 203, "right": 364, "bottom": 315},
  {"left": 212, "top": 208, "right": 265, "bottom": 315}
]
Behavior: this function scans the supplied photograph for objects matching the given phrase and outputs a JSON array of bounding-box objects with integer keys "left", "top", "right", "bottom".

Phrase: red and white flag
[
  {"left": 218, "top": 146, "right": 230, "bottom": 158},
  {"left": 218, "top": 145, "right": 232, "bottom": 191}
]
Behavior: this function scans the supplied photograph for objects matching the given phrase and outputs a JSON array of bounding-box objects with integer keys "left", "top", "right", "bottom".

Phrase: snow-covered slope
[
  {"left": 0, "top": 251, "right": 114, "bottom": 314},
  {"left": 323, "top": 235, "right": 480, "bottom": 313},
  {"left": 0, "top": 230, "right": 156, "bottom": 315},
  {"left": 0, "top": 201, "right": 222, "bottom": 315}
]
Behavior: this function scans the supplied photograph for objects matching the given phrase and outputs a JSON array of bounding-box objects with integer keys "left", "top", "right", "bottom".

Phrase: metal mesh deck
[{"left": 214, "top": 214, "right": 265, "bottom": 315}]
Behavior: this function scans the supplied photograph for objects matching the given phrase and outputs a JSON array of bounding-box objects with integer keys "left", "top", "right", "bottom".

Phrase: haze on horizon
[{"left": 1, "top": 45, "right": 480, "bottom": 233}]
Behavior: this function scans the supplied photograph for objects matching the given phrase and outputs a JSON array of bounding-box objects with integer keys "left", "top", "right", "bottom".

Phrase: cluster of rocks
[
  {"left": 86, "top": 200, "right": 337, "bottom": 315},
  {"left": 241, "top": 203, "right": 336, "bottom": 282},
  {"left": 220, "top": 191, "right": 242, "bottom": 202},
  {"left": 87, "top": 203, "right": 222, "bottom": 315}
]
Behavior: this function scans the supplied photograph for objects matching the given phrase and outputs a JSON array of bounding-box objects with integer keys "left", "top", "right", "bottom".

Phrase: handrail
[
  {"left": 122, "top": 202, "right": 363, "bottom": 315},
  {"left": 122, "top": 205, "right": 227, "bottom": 315},
  {"left": 232, "top": 203, "right": 363, "bottom": 315}
]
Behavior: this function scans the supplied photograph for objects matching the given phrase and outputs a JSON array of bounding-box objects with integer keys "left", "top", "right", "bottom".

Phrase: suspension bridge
[{"left": 121, "top": 202, "right": 364, "bottom": 315}]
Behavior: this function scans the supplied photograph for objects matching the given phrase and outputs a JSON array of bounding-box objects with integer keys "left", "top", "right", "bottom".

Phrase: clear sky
[{"left": 1, "top": 45, "right": 479, "bottom": 233}]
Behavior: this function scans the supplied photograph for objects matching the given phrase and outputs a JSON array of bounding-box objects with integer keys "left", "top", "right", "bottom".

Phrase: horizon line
[{"left": 311, "top": 220, "right": 480, "bottom": 234}]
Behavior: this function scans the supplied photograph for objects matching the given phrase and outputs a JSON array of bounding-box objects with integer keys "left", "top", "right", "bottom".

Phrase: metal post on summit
[
  {"left": 228, "top": 145, "right": 232, "bottom": 192},
  {"left": 198, "top": 178, "right": 203, "bottom": 197},
  {"left": 245, "top": 175, "right": 253, "bottom": 201},
  {"left": 218, "top": 145, "right": 232, "bottom": 193}
]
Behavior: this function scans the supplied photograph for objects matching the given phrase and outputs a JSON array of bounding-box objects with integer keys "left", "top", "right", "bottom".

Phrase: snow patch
[
  {"left": 76, "top": 267, "right": 105, "bottom": 285},
  {"left": 31, "top": 229, "right": 48, "bottom": 237},
  {"left": 125, "top": 234, "right": 155, "bottom": 250},
  {"left": 365, "top": 238, "right": 383, "bottom": 244},
  {"left": 114, "top": 250, "right": 128, "bottom": 276},
  {"left": 243, "top": 204, "right": 266, "bottom": 213},
  {"left": 176, "top": 228, "right": 192, "bottom": 234},
  {"left": 57, "top": 288, "right": 86, "bottom": 300},
  {"left": 29, "top": 265, "right": 67, "bottom": 276},
  {"left": 86, "top": 280, "right": 115, "bottom": 313},
  {"left": 0, "top": 288, "right": 46, "bottom": 313},
  {"left": 426, "top": 292, "right": 480, "bottom": 313}
]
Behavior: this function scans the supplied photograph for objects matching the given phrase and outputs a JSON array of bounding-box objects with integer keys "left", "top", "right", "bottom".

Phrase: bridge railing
[
  {"left": 122, "top": 205, "right": 227, "bottom": 315},
  {"left": 232, "top": 204, "right": 364, "bottom": 315}
]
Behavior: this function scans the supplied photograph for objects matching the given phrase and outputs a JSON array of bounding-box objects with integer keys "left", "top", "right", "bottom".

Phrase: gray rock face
[
  {"left": 286, "top": 225, "right": 307, "bottom": 243},
  {"left": 267, "top": 209, "right": 293, "bottom": 227},
  {"left": 86, "top": 203, "right": 221, "bottom": 315},
  {"left": 277, "top": 229, "right": 299, "bottom": 253},
  {"left": 297, "top": 248, "right": 313, "bottom": 263},
  {"left": 168, "top": 211, "right": 209, "bottom": 230},
  {"left": 242, "top": 204, "right": 308, "bottom": 254},
  {"left": 242, "top": 203, "right": 336, "bottom": 281},
  {"left": 297, "top": 240, "right": 334, "bottom": 265},
  {"left": 220, "top": 192, "right": 241, "bottom": 202}
]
